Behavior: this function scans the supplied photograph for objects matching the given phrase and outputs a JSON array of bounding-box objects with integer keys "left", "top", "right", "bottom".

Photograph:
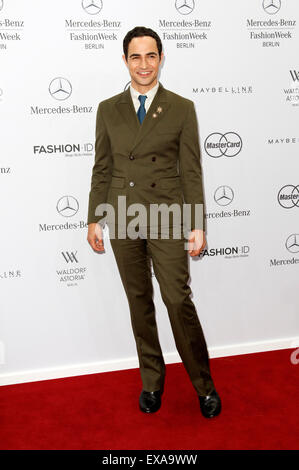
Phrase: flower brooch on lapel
[{"left": 152, "top": 106, "right": 163, "bottom": 119}]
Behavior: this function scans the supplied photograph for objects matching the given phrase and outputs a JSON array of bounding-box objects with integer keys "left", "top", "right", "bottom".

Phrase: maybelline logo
[
  {"left": 33, "top": 143, "right": 93, "bottom": 157},
  {"left": 39, "top": 196, "right": 88, "bottom": 232},
  {"left": 204, "top": 132, "right": 242, "bottom": 158},
  {"left": 0, "top": 167, "right": 10, "bottom": 174},
  {"left": 268, "top": 136, "right": 299, "bottom": 145},
  {"left": 64, "top": 0, "right": 121, "bottom": 49},
  {"left": 193, "top": 85, "right": 253, "bottom": 95},
  {"left": 199, "top": 245, "right": 250, "bottom": 259},
  {"left": 246, "top": 0, "right": 296, "bottom": 47},
  {"left": 205, "top": 185, "right": 251, "bottom": 220},
  {"left": 0, "top": 0, "right": 25, "bottom": 49},
  {"left": 56, "top": 250, "right": 87, "bottom": 286},
  {"left": 270, "top": 233, "right": 299, "bottom": 267},
  {"left": 30, "top": 78, "right": 93, "bottom": 115},
  {"left": 158, "top": 0, "right": 211, "bottom": 48},
  {"left": 277, "top": 185, "right": 299, "bottom": 209},
  {"left": 0, "top": 269, "right": 21, "bottom": 279}
]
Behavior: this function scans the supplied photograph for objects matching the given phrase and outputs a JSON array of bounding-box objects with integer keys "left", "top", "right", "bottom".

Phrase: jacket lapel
[
  {"left": 115, "top": 87, "right": 140, "bottom": 135},
  {"left": 115, "top": 83, "right": 170, "bottom": 152}
]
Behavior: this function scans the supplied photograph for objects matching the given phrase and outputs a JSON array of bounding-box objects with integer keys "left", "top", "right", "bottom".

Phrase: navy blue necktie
[{"left": 137, "top": 95, "right": 147, "bottom": 124}]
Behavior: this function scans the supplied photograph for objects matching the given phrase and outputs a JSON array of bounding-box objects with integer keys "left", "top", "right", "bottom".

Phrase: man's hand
[
  {"left": 188, "top": 229, "right": 206, "bottom": 257},
  {"left": 87, "top": 223, "right": 105, "bottom": 252}
]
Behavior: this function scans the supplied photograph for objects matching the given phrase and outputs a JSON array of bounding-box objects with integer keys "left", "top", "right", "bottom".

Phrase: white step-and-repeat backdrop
[{"left": 1, "top": 0, "right": 298, "bottom": 385}]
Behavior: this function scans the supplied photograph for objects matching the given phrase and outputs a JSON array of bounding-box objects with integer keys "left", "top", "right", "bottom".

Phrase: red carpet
[{"left": 0, "top": 348, "right": 298, "bottom": 450}]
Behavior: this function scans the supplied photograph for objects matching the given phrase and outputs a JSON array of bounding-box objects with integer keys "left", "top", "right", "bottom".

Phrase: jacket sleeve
[
  {"left": 87, "top": 102, "right": 112, "bottom": 225},
  {"left": 178, "top": 100, "right": 206, "bottom": 232}
]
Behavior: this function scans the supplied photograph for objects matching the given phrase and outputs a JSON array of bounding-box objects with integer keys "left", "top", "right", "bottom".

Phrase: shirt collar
[{"left": 130, "top": 81, "right": 159, "bottom": 101}]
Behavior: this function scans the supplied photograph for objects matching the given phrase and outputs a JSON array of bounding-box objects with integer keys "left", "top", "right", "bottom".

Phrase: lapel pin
[{"left": 157, "top": 106, "right": 162, "bottom": 114}]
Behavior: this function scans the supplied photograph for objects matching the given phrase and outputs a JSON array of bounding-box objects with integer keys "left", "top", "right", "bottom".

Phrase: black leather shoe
[
  {"left": 198, "top": 389, "right": 221, "bottom": 418},
  {"left": 139, "top": 390, "right": 162, "bottom": 413}
]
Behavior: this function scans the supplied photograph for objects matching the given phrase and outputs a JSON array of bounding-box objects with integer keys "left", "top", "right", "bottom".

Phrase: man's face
[{"left": 123, "top": 36, "right": 163, "bottom": 91}]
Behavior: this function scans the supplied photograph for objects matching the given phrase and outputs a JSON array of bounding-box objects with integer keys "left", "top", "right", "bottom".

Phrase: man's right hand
[{"left": 87, "top": 223, "right": 105, "bottom": 252}]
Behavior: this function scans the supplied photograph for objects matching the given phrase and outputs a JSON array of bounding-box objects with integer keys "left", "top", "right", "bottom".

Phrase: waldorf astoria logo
[
  {"left": 158, "top": 0, "right": 212, "bottom": 49},
  {"left": 56, "top": 249, "right": 87, "bottom": 286},
  {"left": 282, "top": 70, "right": 299, "bottom": 107},
  {"left": 30, "top": 78, "right": 93, "bottom": 115},
  {"left": 0, "top": 0, "right": 25, "bottom": 51},
  {"left": 64, "top": 0, "right": 121, "bottom": 51},
  {"left": 33, "top": 142, "right": 94, "bottom": 157},
  {"left": 204, "top": 132, "right": 243, "bottom": 158},
  {"left": 277, "top": 185, "right": 299, "bottom": 209},
  {"left": 246, "top": 0, "right": 296, "bottom": 48}
]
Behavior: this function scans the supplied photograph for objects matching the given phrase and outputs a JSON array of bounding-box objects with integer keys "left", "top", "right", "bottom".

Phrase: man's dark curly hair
[{"left": 123, "top": 26, "right": 163, "bottom": 60}]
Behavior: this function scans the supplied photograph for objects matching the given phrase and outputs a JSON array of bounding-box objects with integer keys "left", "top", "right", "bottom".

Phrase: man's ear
[
  {"left": 122, "top": 54, "right": 128, "bottom": 66},
  {"left": 160, "top": 51, "right": 164, "bottom": 64}
]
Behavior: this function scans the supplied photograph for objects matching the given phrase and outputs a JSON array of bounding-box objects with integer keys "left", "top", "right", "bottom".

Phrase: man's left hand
[{"left": 188, "top": 229, "right": 206, "bottom": 257}]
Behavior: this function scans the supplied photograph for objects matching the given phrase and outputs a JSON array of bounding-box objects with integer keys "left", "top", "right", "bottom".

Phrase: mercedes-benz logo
[
  {"left": 56, "top": 196, "right": 79, "bottom": 217},
  {"left": 285, "top": 234, "right": 299, "bottom": 253},
  {"left": 0, "top": 1, "right": 3, "bottom": 12},
  {"left": 204, "top": 132, "right": 243, "bottom": 158},
  {"left": 175, "top": 0, "right": 195, "bottom": 15},
  {"left": 262, "top": 0, "right": 281, "bottom": 15},
  {"left": 82, "top": 0, "right": 103, "bottom": 15},
  {"left": 214, "top": 185, "right": 234, "bottom": 206},
  {"left": 277, "top": 185, "right": 299, "bottom": 209},
  {"left": 49, "top": 77, "right": 72, "bottom": 101}
]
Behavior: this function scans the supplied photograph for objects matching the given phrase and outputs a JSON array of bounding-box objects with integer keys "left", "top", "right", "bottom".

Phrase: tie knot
[{"left": 138, "top": 95, "right": 147, "bottom": 106}]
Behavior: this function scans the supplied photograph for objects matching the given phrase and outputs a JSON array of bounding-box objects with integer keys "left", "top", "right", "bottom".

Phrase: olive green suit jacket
[{"left": 87, "top": 83, "right": 206, "bottom": 232}]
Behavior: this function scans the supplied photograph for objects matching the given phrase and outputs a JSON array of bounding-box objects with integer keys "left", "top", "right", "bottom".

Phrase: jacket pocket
[
  {"left": 160, "top": 176, "right": 181, "bottom": 189},
  {"left": 110, "top": 176, "right": 125, "bottom": 188},
  {"left": 157, "top": 126, "right": 181, "bottom": 135}
]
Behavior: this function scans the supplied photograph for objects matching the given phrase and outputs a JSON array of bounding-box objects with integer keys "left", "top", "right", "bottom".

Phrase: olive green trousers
[{"left": 109, "top": 226, "right": 215, "bottom": 396}]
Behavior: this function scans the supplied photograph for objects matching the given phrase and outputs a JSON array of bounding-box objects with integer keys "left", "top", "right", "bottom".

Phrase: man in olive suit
[{"left": 87, "top": 27, "right": 221, "bottom": 418}]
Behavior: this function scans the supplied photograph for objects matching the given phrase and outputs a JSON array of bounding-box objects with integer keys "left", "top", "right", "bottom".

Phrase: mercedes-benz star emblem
[
  {"left": 49, "top": 78, "right": 72, "bottom": 101},
  {"left": 82, "top": 0, "right": 103, "bottom": 15},
  {"left": 214, "top": 186, "right": 234, "bottom": 206},
  {"left": 56, "top": 196, "right": 79, "bottom": 217},
  {"left": 263, "top": 0, "right": 281, "bottom": 15},
  {"left": 175, "top": 0, "right": 195, "bottom": 15},
  {"left": 277, "top": 185, "right": 299, "bottom": 209},
  {"left": 285, "top": 234, "right": 299, "bottom": 253}
]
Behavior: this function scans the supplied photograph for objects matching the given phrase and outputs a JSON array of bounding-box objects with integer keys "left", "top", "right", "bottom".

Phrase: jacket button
[
  {"left": 129, "top": 181, "right": 135, "bottom": 187},
  {"left": 151, "top": 182, "right": 156, "bottom": 187},
  {"left": 129, "top": 154, "right": 135, "bottom": 160},
  {"left": 152, "top": 156, "right": 156, "bottom": 162}
]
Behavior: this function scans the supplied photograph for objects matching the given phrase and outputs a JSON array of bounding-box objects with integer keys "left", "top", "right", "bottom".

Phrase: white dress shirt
[{"left": 130, "top": 81, "right": 159, "bottom": 114}]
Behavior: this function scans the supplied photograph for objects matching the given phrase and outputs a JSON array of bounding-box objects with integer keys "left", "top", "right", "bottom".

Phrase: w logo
[
  {"left": 61, "top": 251, "right": 78, "bottom": 263},
  {"left": 290, "top": 70, "right": 299, "bottom": 81}
]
